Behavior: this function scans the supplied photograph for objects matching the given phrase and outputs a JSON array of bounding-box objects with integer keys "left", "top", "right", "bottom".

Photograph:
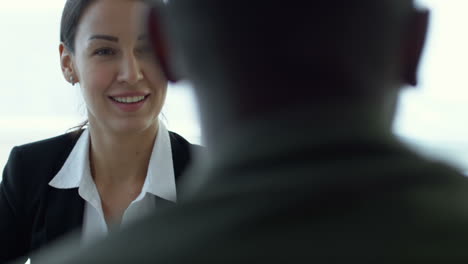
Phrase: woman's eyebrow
[
  {"left": 88, "top": 34, "right": 119, "bottom": 42},
  {"left": 87, "top": 34, "right": 148, "bottom": 42}
]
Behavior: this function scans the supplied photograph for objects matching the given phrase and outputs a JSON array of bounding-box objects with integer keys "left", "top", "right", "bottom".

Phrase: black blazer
[{"left": 0, "top": 130, "right": 199, "bottom": 263}]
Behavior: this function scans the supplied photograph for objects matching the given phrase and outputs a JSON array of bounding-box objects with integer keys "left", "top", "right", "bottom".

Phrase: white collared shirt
[{"left": 49, "top": 120, "right": 177, "bottom": 245}]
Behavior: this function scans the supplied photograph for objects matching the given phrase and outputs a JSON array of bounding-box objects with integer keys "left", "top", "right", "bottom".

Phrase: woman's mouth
[
  {"left": 108, "top": 94, "right": 150, "bottom": 112},
  {"left": 110, "top": 95, "right": 149, "bottom": 104}
]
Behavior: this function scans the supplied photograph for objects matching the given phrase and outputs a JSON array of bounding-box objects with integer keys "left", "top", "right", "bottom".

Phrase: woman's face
[{"left": 70, "top": 0, "right": 166, "bottom": 134}]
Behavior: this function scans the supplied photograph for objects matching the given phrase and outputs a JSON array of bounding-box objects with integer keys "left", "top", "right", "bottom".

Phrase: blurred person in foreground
[
  {"left": 0, "top": 0, "right": 200, "bottom": 263},
  {"left": 28, "top": 0, "right": 468, "bottom": 262}
]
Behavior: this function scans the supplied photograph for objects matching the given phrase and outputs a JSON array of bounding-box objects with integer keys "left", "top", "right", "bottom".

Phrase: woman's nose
[{"left": 117, "top": 54, "right": 143, "bottom": 85}]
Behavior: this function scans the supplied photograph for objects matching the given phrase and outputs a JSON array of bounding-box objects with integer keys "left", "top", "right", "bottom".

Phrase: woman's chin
[{"left": 107, "top": 119, "right": 158, "bottom": 136}]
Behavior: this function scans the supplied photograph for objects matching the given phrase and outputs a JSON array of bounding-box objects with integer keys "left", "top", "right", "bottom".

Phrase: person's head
[
  {"left": 60, "top": 0, "right": 167, "bottom": 136},
  {"left": 148, "top": 0, "right": 429, "bottom": 140}
]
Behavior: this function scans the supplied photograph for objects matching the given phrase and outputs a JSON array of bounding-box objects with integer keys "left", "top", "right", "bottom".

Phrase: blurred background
[
  {"left": 394, "top": 0, "right": 468, "bottom": 174},
  {"left": 1, "top": 0, "right": 468, "bottom": 176},
  {"left": 0, "top": 0, "right": 201, "bottom": 175}
]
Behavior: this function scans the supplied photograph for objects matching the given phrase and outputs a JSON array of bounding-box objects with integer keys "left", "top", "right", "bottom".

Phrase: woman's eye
[{"left": 93, "top": 48, "right": 116, "bottom": 56}]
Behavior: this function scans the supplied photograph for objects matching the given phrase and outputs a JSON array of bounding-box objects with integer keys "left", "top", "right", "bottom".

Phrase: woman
[{"left": 0, "top": 0, "right": 199, "bottom": 262}]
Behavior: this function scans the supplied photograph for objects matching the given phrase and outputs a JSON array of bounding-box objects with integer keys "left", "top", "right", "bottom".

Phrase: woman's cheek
[
  {"left": 142, "top": 60, "right": 166, "bottom": 84},
  {"left": 85, "top": 67, "right": 115, "bottom": 93}
]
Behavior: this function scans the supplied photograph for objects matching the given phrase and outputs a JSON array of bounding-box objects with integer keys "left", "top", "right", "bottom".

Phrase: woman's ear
[
  {"left": 147, "top": 7, "right": 181, "bottom": 83},
  {"left": 59, "top": 43, "right": 78, "bottom": 85},
  {"left": 402, "top": 9, "right": 430, "bottom": 87}
]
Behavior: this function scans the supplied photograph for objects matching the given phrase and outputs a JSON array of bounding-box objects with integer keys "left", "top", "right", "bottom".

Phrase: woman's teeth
[{"left": 111, "top": 96, "right": 146, "bottom": 104}]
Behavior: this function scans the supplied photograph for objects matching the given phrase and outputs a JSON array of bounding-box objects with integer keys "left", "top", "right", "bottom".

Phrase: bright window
[{"left": 394, "top": 0, "right": 468, "bottom": 173}]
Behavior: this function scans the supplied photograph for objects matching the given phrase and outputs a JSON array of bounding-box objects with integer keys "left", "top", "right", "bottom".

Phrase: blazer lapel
[
  {"left": 169, "top": 132, "right": 194, "bottom": 183},
  {"left": 44, "top": 187, "right": 84, "bottom": 243}
]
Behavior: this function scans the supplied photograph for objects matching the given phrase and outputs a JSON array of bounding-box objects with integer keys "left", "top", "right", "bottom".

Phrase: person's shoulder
[
  {"left": 403, "top": 159, "right": 468, "bottom": 212},
  {"left": 168, "top": 131, "right": 204, "bottom": 180},
  {"left": 2, "top": 131, "right": 84, "bottom": 211},
  {"left": 6, "top": 130, "right": 84, "bottom": 180},
  {"left": 15, "top": 130, "right": 83, "bottom": 155},
  {"left": 10, "top": 129, "right": 82, "bottom": 159},
  {"left": 168, "top": 131, "right": 203, "bottom": 152}
]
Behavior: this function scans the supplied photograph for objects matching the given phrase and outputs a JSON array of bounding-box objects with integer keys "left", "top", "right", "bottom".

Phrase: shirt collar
[
  {"left": 49, "top": 129, "right": 90, "bottom": 189},
  {"left": 49, "top": 120, "right": 177, "bottom": 203},
  {"left": 144, "top": 121, "right": 177, "bottom": 202}
]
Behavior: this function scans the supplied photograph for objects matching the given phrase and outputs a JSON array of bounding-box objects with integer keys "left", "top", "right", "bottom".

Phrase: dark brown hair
[
  {"left": 60, "top": 0, "right": 96, "bottom": 54},
  {"left": 61, "top": 0, "right": 96, "bottom": 131},
  {"left": 60, "top": 0, "right": 155, "bottom": 52}
]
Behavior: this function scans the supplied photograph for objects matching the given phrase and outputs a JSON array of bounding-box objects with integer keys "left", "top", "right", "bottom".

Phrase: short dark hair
[
  {"left": 165, "top": 0, "right": 415, "bottom": 95},
  {"left": 60, "top": 0, "right": 95, "bottom": 53}
]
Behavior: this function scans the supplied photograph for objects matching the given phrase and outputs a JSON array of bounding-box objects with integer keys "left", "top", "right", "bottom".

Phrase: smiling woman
[
  {"left": 0, "top": 0, "right": 201, "bottom": 262},
  {"left": 60, "top": 0, "right": 168, "bottom": 135}
]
